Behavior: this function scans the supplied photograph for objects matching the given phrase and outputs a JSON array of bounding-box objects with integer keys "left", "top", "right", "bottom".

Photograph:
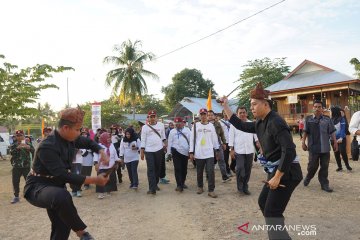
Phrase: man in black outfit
[
  {"left": 221, "top": 83, "right": 303, "bottom": 240},
  {"left": 24, "top": 107, "right": 109, "bottom": 240}
]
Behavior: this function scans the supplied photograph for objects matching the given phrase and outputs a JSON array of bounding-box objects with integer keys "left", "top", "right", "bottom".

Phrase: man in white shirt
[
  {"left": 140, "top": 110, "right": 167, "bottom": 195},
  {"left": 229, "top": 106, "right": 259, "bottom": 195},
  {"left": 349, "top": 110, "right": 360, "bottom": 159},
  {"left": 189, "top": 108, "right": 220, "bottom": 198},
  {"left": 168, "top": 117, "right": 191, "bottom": 192}
]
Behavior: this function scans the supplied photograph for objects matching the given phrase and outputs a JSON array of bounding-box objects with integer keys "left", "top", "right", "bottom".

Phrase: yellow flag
[{"left": 207, "top": 88, "right": 212, "bottom": 110}]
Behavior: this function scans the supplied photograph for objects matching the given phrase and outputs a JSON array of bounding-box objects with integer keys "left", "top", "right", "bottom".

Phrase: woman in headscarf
[
  {"left": 120, "top": 128, "right": 141, "bottom": 189},
  {"left": 331, "top": 106, "right": 352, "bottom": 171},
  {"left": 94, "top": 132, "right": 119, "bottom": 199}
]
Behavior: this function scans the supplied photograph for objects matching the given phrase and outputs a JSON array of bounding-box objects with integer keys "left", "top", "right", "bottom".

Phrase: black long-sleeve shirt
[
  {"left": 25, "top": 130, "right": 102, "bottom": 187},
  {"left": 229, "top": 111, "right": 300, "bottom": 177}
]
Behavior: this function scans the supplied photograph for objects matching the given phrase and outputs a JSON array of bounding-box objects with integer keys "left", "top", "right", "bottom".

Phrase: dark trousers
[
  {"left": 305, "top": 152, "right": 330, "bottom": 187},
  {"left": 12, "top": 167, "right": 30, "bottom": 197},
  {"left": 116, "top": 166, "right": 123, "bottom": 183},
  {"left": 299, "top": 129, "right": 303, "bottom": 139},
  {"left": 145, "top": 149, "right": 163, "bottom": 192},
  {"left": 96, "top": 169, "right": 117, "bottom": 193},
  {"left": 126, "top": 161, "right": 139, "bottom": 187},
  {"left": 172, "top": 149, "right": 188, "bottom": 187},
  {"left": 230, "top": 158, "right": 236, "bottom": 173},
  {"left": 70, "top": 163, "right": 82, "bottom": 192},
  {"left": 258, "top": 177, "right": 301, "bottom": 240},
  {"left": 235, "top": 153, "right": 253, "bottom": 192},
  {"left": 25, "top": 184, "right": 87, "bottom": 240},
  {"left": 223, "top": 144, "right": 230, "bottom": 174},
  {"left": 196, "top": 157, "right": 215, "bottom": 192},
  {"left": 81, "top": 166, "right": 93, "bottom": 187},
  {"left": 160, "top": 150, "right": 166, "bottom": 179},
  {"left": 334, "top": 138, "right": 351, "bottom": 169}
]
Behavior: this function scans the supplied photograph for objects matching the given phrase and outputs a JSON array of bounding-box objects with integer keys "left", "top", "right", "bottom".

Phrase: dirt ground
[{"left": 0, "top": 138, "right": 360, "bottom": 240}]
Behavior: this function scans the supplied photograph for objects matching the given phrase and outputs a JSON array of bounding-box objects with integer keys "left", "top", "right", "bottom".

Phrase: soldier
[
  {"left": 24, "top": 107, "right": 110, "bottom": 240},
  {"left": 10, "top": 130, "right": 35, "bottom": 204}
]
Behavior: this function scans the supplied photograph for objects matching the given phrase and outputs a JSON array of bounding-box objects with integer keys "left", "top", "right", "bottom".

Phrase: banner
[{"left": 91, "top": 102, "right": 101, "bottom": 131}]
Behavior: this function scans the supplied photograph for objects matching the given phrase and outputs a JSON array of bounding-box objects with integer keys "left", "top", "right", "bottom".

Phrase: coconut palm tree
[{"left": 104, "top": 40, "right": 158, "bottom": 120}]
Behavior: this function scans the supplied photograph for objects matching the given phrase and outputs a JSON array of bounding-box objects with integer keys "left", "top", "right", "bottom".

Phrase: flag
[{"left": 207, "top": 88, "right": 212, "bottom": 110}]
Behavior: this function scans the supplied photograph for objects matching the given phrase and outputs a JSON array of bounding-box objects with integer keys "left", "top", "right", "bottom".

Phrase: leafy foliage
[
  {"left": 350, "top": 58, "right": 360, "bottom": 79},
  {"left": 161, "top": 68, "right": 217, "bottom": 108},
  {"left": 0, "top": 54, "right": 74, "bottom": 122},
  {"left": 236, "top": 57, "right": 290, "bottom": 110}
]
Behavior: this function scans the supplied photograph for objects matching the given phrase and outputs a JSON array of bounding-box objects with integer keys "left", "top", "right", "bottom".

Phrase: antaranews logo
[{"left": 237, "top": 222, "right": 317, "bottom": 236}]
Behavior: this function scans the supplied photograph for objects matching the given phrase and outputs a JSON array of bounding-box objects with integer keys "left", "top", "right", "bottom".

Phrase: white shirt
[
  {"left": 190, "top": 122, "right": 219, "bottom": 159},
  {"left": 229, "top": 119, "right": 258, "bottom": 154},
  {"left": 167, "top": 127, "right": 191, "bottom": 156},
  {"left": 81, "top": 149, "right": 94, "bottom": 166},
  {"left": 349, "top": 111, "right": 360, "bottom": 144},
  {"left": 141, "top": 122, "right": 166, "bottom": 152},
  {"left": 120, "top": 139, "right": 141, "bottom": 163},
  {"left": 73, "top": 150, "right": 83, "bottom": 164},
  {"left": 93, "top": 143, "right": 118, "bottom": 170},
  {"left": 220, "top": 119, "right": 230, "bottom": 144}
]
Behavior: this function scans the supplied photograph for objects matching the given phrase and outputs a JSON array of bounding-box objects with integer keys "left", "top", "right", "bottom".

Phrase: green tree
[
  {"left": 161, "top": 68, "right": 217, "bottom": 108},
  {"left": 350, "top": 58, "right": 360, "bottom": 78},
  {"left": 236, "top": 57, "right": 290, "bottom": 111},
  {"left": 103, "top": 40, "right": 158, "bottom": 120},
  {"left": 122, "top": 94, "right": 169, "bottom": 116},
  {"left": 0, "top": 54, "right": 73, "bottom": 127}
]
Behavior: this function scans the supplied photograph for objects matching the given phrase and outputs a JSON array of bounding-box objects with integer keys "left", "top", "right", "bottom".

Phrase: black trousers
[
  {"left": 160, "top": 150, "right": 166, "bottom": 179},
  {"left": 171, "top": 149, "right": 188, "bottom": 188},
  {"left": 258, "top": 176, "right": 301, "bottom": 240},
  {"left": 230, "top": 158, "right": 236, "bottom": 173},
  {"left": 334, "top": 138, "right": 351, "bottom": 169},
  {"left": 305, "top": 152, "right": 330, "bottom": 187},
  {"left": 223, "top": 143, "right": 230, "bottom": 174},
  {"left": 145, "top": 149, "right": 163, "bottom": 192},
  {"left": 25, "top": 184, "right": 87, "bottom": 240},
  {"left": 116, "top": 166, "right": 123, "bottom": 183},
  {"left": 12, "top": 167, "right": 30, "bottom": 197},
  {"left": 81, "top": 166, "right": 93, "bottom": 187}
]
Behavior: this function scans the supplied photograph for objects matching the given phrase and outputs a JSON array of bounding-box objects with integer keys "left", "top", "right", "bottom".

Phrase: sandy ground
[{"left": 0, "top": 138, "right": 360, "bottom": 240}]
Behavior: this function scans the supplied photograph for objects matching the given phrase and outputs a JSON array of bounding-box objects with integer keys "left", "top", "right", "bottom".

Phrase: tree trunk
[{"left": 132, "top": 105, "right": 136, "bottom": 120}]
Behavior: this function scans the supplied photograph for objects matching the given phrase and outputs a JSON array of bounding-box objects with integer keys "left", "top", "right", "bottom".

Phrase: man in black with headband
[
  {"left": 220, "top": 83, "right": 303, "bottom": 240},
  {"left": 24, "top": 107, "right": 110, "bottom": 240}
]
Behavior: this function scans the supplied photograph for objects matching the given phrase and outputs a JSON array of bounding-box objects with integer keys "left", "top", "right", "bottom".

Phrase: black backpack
[{"left": 351, "top": 136, "right": 359, "bottom": 161}]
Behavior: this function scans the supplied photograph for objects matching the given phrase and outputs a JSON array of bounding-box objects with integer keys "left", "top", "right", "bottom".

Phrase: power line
[{"left": 153, "top": 0, "right": 286, "bottom": 61}]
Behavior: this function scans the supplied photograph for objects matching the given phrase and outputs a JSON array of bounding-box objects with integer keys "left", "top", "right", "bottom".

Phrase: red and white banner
[{"left": 91, "top": 102, "right": 101, "bottom": 132}]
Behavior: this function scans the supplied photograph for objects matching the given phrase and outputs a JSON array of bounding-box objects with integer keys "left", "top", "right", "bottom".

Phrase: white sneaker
[
  {"left": 97, "top": 193, "right": 105, "bottom": 199},
  {"left": 76, "top": 191, "right": 82, "bottom": 197}
]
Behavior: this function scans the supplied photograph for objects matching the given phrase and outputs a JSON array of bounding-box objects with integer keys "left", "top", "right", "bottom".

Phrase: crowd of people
[{"left": 5, "top": 83, "right": 360, "bottom": 240}]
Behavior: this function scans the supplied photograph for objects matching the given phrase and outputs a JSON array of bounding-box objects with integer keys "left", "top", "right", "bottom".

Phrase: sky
[{"left": 1, "top": 0, "right": 360, "bottom": 111}]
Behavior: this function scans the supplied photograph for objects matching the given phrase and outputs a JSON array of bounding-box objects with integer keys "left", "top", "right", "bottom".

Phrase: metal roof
[{"left": 266, "top": 60, "right": 356, "bottom": 93}]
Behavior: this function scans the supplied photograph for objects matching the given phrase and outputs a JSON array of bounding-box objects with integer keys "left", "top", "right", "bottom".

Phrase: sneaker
[
  {"left": 76, "top": 191, "right": 82, "bottom": 197},
  {"left": 80, "top": 232, "right": 94, "bottom": 240},
  {"left": 175, "top": 186, "right": 183, "bottom": 192},
  {"left": 10, "top": 197, "right": 20, "bottom": 204},
  {"left": 336, "top": 168, "right": 343, "bottom": 172},
  {"left": 321, "top": 186, "right": 333, "bottom": 193},
  {"left": 243, "top": 189, "right": 251, "bottom": 195},
  {"left": 160, "top": 178, "right": 170, "bottom": 184},
  {"left": 97, "top": 193, "right": 105, "bottom": 199},
  {"left": 222, "top": 178, "right": 231, "bottom": 183},
  {"left": 131, "top": 185, "right": 138, "bottom": 189},
  {"left": 197, "top": 188, "right": 204, "bottom": 194},
  {"left": 226, "top": 173, "right": 233, "bottom": 178},
  {"left": 346, "top": 166, "right": 353, "bottom": 171},
  {"left": 147, "top": 190, "right": 156, "bottom": 195},
  {"left": 208, "top": 192, "right": 218, "bottom": 198},
  {"left": 83, "top": 186, "right": 89, "bottom": 190},
  {"left": 71, "top": 192, "right": 77, "bottom": 197}
]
